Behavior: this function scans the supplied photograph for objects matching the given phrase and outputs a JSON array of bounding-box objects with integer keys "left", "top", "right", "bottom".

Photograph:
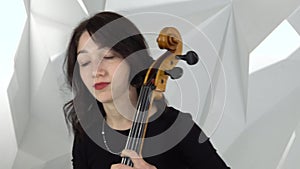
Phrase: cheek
[
  {"left": 110, "top": 63, "right": 131, "bottom": 97},
  {"left": 79, "top": 68, "right": 92, "bottom": 87},
  {"left": 113, "top": 63, "right": 130, "bottom": 84}
]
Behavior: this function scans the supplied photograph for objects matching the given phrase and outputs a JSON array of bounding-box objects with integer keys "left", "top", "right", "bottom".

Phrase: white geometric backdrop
[{"left": 1, "top": 0, "right": 300, "bottom": 169}]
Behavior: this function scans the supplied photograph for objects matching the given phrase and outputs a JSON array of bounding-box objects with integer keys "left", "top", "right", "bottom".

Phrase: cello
[{"left": 120, "top": 27, "right": 199, "bottom": 166}]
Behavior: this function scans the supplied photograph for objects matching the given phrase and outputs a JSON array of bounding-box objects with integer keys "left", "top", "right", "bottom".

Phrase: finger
[
  {"left": 120, "top": 150, "right": 157, "bottom": 169},
  {"left": 111, "top": 164, "right": 133, "bottom": 169},
  {"left": 121, "top": 149, "right": 145, "bottom": 167},
  {"left": 121, "top": 149, "right": 141, "bottom": 159}
]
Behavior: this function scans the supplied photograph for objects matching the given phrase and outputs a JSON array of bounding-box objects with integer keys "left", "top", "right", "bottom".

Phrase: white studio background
[
  {"left": 1, "top": 0, "right": 300, "bottom": 169},
  {"left": 0, "top": 0, "right": 27, "bottom": 169}
]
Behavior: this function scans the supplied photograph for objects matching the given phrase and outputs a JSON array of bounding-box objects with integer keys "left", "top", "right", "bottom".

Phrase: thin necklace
[{"left": 101, "top": 119, "right": 122, "bottom": 155}]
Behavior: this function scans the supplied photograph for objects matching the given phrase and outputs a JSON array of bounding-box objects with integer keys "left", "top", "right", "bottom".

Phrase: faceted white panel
[
  {"left": 1, "top": 73, "right": 18, "bottom": 169},
  {"left": 31, "top": 0, "right": 88, "bottom": 26},
  {"left": 12, "top": 58, "right": 72, "bottom": 167},
  {"left": 24, "top": 0, "right": 29, "bottom": 14},
  {"left": 288, "top": 6, "right": 300, "bottom": 35},
  {"left": 22, "top": 60, "right": 71, "bottom": 155},
  {"left": 193, "top": 5, "right": 233, "bottom": 138},
  {"left": 12, "top": 149, "right": 44, "bottom": 169},
  {"left": 50, "top": 52, "right": 73, "bottom": 102},
  {"left": 19, "top": 115, "right": 71, "bottom": 162},
  {"left": 30, "top": 14, "right": 74, "bottom": 58},
  {"left": 30, "top": 153, "right": 72, "bottom": 169},
  {"left": 249, "top": 20, "right": 300, "bottom": 74},
  {"left": 200, "top": 5, "right": 232, "bottom": 53},
  {"left": 105, "top": 0, "right": 190, "bottom": 11},
  {"left": 7, "top": 22, "right": 30, "bottom": 144},
  {"left": 210, "top": 13, "right": 248, "bottom": 154},
  {"left": 82, "top": 0, "right": 106, "bottom": 15},
  {"left": 116, "top": 0, "right": 230, "bottom": 27},
  {"left": 280, "top": 122, "right": 300, "bottom": 169},
  {"left": 1, "top": 0, "right": 28, "bottom": 168},
  {"left": 232, "top": 0, "right": 300, "bottom": 52},
  {"left": 7, "top": 20, "right": 30, "bottom": 145},
  {"left": 30, "top": 15, "right": 52, "bottom": 94},
  {"left": 41, "top": 153, "right": 72, "bottom": 169},
  {"left": 289, "top": 46, "right": 300, "bottom": 62},
  {"left": 201, "top": 4, "right": 249, "bottom": 126},
  {"left": 225, "top": 84, "right": 300, "bottom": 169},
  {"left": 247, "top": 51, "right": 300, "bottom": 127}
]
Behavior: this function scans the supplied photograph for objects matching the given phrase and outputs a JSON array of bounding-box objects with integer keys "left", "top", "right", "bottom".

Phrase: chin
[
  {"left": 95, "top": 95, "right": 113, "bottom": 104},
  {"left": 90, "top": 90, "right": 111, "bottom": 103}
]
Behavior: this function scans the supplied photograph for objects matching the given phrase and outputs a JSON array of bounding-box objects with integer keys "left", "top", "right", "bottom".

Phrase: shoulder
[
  {"left": 164, "top": 106, "right": 208, "bottom": 140},
  {"left": 161, "top": 106, "right": 194, "bottom": 125},
  {"left": 73, "top": 131, "right": 88, "bottom": 148},
  {"left": 155, "top": 106, "right": 198, "bottom": 138},
  {"left": 73, "top": 129, "right": 96, "bottom": 147}
]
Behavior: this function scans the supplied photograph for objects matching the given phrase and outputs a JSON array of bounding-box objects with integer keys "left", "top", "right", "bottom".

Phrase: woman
[{"left": 63, "top": 11, "right": 230, "bottom": 169}]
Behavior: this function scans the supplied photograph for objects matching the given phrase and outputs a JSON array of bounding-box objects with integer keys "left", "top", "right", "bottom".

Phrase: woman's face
[{"left": 76, "top": 31, "right": 132, "bottom": 104}]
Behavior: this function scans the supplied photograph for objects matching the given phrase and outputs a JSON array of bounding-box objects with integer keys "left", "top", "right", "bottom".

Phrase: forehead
[
  {"left": 77, "top": 31, "right": 112, "bottom": 57},
  {"left": 77, "top": 31, "right": 99, "bottom": 52}
]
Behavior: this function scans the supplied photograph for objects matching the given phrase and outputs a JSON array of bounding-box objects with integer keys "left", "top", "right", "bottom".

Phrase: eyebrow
[
  {"left": 77, "top": 50, "right": 88, "bottom": 55},
  {"left": 77, "top": 46, "right": 106, "bottom": 56}
]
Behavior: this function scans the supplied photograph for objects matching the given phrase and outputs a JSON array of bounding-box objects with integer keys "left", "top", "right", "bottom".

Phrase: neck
[
  {"left": 102, "top": 85, "right": 137, "bottom": 130},
  {"left": 103, "top": 102, "right": 133, "bottom": 130},
  {"left": 102, "top": 86, "right": 158, "bottom": 130}
]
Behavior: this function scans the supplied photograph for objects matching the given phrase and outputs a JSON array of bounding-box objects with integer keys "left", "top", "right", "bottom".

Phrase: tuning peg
[
  {"left": 176, "top": 51, "right": 199, "bottom": 65},
  {"left": 165, "top": 67, "right": 183, "bottom": 79}
]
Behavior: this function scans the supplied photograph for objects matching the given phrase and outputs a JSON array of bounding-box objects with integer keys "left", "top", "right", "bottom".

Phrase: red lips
[{"left": 94, "top": 82, "right": 110, "bottom": 90}]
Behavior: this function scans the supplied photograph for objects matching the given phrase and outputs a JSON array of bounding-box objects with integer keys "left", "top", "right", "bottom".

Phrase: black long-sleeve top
[{"left": 72, "top": 106, "right": 230, "bottom": 169}]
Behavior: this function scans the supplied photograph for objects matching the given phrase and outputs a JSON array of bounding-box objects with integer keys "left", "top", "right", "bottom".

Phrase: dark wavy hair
[{"left": 63, "top": 11, "right": 166, "bottom": 136}]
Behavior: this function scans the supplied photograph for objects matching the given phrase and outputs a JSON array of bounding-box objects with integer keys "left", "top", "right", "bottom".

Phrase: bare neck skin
[{"left": 102, "top": 86, "right": 157, "bottom": 130}]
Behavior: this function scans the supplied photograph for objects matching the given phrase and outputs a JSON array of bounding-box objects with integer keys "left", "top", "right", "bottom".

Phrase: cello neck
[{"left": 121, "top": 84, "right": 154, "bottom": 166}]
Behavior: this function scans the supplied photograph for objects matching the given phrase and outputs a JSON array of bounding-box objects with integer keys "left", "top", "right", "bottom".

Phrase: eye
[
  {"left": 103, "top": 55, "right": 115, "bottom": 59},
  {"left": 80, "top": 61, "right": 91, "bottom": 67}
]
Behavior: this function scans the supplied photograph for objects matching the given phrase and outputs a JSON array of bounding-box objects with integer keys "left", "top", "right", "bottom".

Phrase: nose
[{"left": 92, "top": 60, "right": 105, "bottom": 78}]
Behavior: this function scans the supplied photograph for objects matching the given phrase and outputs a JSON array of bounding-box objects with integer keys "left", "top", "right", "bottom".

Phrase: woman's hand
[{"left": 111, "top": 150, "right": 157, "bottom": 169}]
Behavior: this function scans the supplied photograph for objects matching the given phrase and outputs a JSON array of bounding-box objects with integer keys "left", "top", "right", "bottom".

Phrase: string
[
  {"left": 121, "top": 84, "right": 149, "bottom": 165},
  {"left": 128, "top": 86, "right": 147, "bottom": 150},
  {"left": 134, "top": 84, "right": 153, "bottom": 151},
  {"left": 121, "top": 80, "right": 155, "bottom": 166},
  {"left": 130, "top": 85, "right": 151, "bottom": 151},
  {"left": 120, "top": 85, "right": 142, "bottom": 165},
  {"left": 132, "top": 86, "right": 151, "bottom": 152}
]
